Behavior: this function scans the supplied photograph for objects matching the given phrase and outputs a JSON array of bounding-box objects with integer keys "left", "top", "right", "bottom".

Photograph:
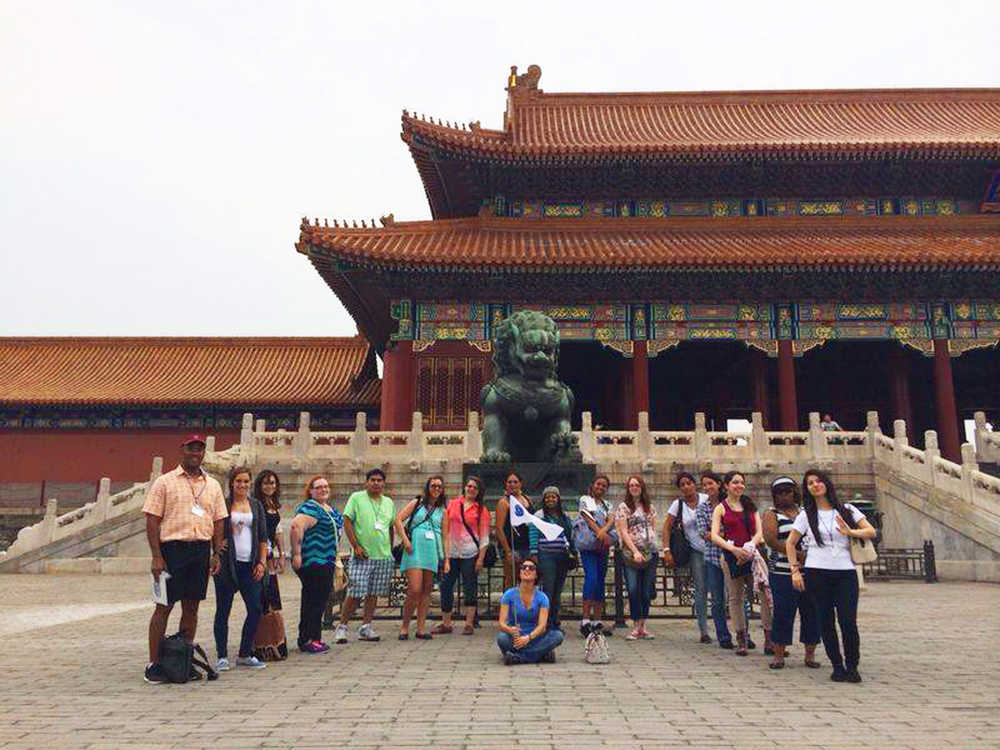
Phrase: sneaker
[
  {"left": 639, "top": 629, "right": 655, "bottom": 640},
  {"left": 333, "top": 624, "right": 349, "bottom": 644},
  {"left": 625, "top": 629, "right": 641, "bottom": 641},
  {"left": 143, "top": 663, "right": 168, "bottom": 684},
  {"left": 215, "top": 657, "right": 231, "bottom": 672},
  {"left": 831, "top": 667, "right": 848, "bottom": 682},
  {"left": 747, "top": 637, "right": 757, "bottom": 650},
  {"left": 579, "top": 622, "right": 591, "bottom": 638},
  {"left": 236, "top": 656, "right": 267, "bottom": 669},
  {"left": 358, "top": 623, "right": 381, "bottom": 642},
  {"left": 542, "top": 650, "right": 556, "bottom": 663},
  {"left": 719, "top": 640, "right": 735, "bottom": 650},
  {"left": 845, "top": 669, "right": 863, "bottom": 683},
  {"left": 301, "top": 640, "right": 327, "bottom": 654},
  {"left": 700, "top": 634, "right": 712, "bottom": 644}
]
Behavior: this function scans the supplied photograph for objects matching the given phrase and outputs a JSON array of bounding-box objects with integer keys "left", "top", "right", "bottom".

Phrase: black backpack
[{"left": 159, "top": 633, "right": 218, "bottom": 683}]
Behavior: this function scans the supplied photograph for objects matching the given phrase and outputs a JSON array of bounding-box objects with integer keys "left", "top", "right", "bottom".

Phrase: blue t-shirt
[
  {"left": 295, "top": 500, "right": 343, "bottom": 567},
  {"left": 500, "top": 587, "right": 550, "bottom": 636}
]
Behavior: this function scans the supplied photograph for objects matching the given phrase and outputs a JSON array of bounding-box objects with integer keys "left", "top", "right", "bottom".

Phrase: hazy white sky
[{"left": 2, "top": 0, "right": 996, "bottom": 337}]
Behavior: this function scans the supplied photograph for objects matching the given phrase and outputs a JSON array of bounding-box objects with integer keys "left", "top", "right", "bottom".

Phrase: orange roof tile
[
  {"left": 403, "top": 74, "right": 1000, "bottom": 161},
  {"left": 298, "top": 214, "right": 1000, "bottom": 271},
  {"left": 0, "top": 337, "right": 380, "bottom": 407}
]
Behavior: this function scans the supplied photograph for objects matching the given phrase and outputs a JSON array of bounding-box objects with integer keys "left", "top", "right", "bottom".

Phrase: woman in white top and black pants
[{"left": 787, "top": 469, "right": 876, "bottom": 683}]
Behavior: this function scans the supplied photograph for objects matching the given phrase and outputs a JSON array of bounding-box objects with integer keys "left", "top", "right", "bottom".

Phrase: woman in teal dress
[{"left": 394, "top": 476, "right": 446, "bottom": 640}]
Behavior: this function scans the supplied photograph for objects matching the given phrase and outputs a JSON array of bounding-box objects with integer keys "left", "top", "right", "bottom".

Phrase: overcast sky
[{"left": 2, "top": 0, "right": 996, "bottom": 338}]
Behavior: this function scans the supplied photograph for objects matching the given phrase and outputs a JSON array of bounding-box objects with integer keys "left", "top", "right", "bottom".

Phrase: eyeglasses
[{"left": 520, "top": 563, "right": 536, "bottom": 571}]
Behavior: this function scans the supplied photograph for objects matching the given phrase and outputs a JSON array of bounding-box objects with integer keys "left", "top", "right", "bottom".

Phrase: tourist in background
[
  {"left": 662, "top": 472, "right": 710, "bottom": 643},
  {"left": 788, "top": 469, "right": 876, "bottom": 683},
  {"left": 495, "top": 472, "right": 534, "bottom": 590},
  {"left": 575, "top": 474, "right": 614, "bottom": 636},
  {"left": 395, "top": 475, "right": 446, "bottom": 640},
  {"left": 141, "top": 435, "right": 227, "bottom": 684},
  {"left": 615, "top": 475, "right": 659, "bottom": 640},
  {"left": 212, "top": 466, "right": 268, "bottom": 671},
  {"left": 252, "top": 469, "right": 287, "bottom": 661},
  {"left": 334, "top": 468, "right": 395, "bottom": 644},
  {"left": 528, "top": 485, "right": 575, "bottom": 632},
  {"left": 289, "top": 475, "right": 342, "bottom": 654},
  {"left": 435, "top": 476, "right": 490, "bottom": 635},
  {"left": 496, "top": 559, "right": 564, "bottom": 664},
  {"left": 710, "top": 470, "right": 771, "bottom": 656},
  {"left": 762, "top": 476, "right": 820, "bottom": 670}
]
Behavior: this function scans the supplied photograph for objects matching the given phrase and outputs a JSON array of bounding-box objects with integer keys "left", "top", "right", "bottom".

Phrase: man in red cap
[{"left": 141, "top": 435, "right": 227, "bottom": 683}]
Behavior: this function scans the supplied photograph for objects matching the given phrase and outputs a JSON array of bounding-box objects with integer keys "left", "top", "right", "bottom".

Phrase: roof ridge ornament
[{"left": 506, "top": 64, "right": 542, "bottom": 97}]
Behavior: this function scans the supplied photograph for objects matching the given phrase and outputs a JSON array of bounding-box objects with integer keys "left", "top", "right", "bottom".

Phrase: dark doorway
[{"left": 558, "top": 341, "right": 627, "bottom": 429}]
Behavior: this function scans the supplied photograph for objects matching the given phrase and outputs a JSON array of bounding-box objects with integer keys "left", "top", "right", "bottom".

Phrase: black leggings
[
  {"left": 805, "top": 568, "right": 860, "bottom": 670},
  {"left": 296, "top": 564, "right": 333, "bottom": 647},
  {"left": 440, "top": 557, "right": 478, "bottom": 613}
]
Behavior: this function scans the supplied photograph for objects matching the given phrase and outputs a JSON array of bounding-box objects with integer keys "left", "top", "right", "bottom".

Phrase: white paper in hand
[{"left": 151, "top": 570, "right": 171, "bottom": 605}]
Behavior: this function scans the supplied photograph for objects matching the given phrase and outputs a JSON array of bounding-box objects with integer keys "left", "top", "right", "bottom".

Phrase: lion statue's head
[{"left": 492, "top": 310, "right": 560, "bottom": 382}]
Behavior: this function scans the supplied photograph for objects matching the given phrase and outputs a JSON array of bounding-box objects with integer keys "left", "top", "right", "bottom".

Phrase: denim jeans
[
  {"left": 622, "top": 556, "right": 657, "bottom": 622},
  {"left": 769, "top": 571, "right": 820, "bottom": 646},
  {"left": 440, "top": 556, "right": 478, "bottom": 613},
  {"left": 805, "top": 568, "right": 860, "bottom": 670},
  {"left": 705, "top": 561, "right": 732, "bottom": 644},
  {"left": 537, "top": 552, "right": 568, "bottom": 628},
  {"left": 687, "top": 550, "right": 709, "bottom": 636},
  {"left": 580, "top": 550, "right": 608, "bottom": 602},
  {"left": 213, "top": 560, "right": 264, "bottom": 659},
  {"left": 496, "top": 629, "right": 564, "bottom": 663}
]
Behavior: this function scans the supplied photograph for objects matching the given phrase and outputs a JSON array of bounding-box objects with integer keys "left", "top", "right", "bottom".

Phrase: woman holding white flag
[
  {"left": 496, "top": 559, "right": 564, "bottom": 664},
  {"left": 615, "top": 475, "right": 660, "bottom": 640}
]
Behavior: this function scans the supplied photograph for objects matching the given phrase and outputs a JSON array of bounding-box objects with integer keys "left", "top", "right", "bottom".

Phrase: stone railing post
[
  {"left": 94, "top": 477, "right": 112, "bottom": 523},
  {"left": 41, "top": 498, "right": 58, "bottom": 545},
  {"left": 352, "top": 412, "right": 368, "bottom": 462},
  {"left": 255, "top": 418, "right": 266, "bottom": 433},
  {"left": 866, "top": 411, "right": 880, "bottom": 459},
  {"left": 466, "top": 411, "right": 482, "bottom": 462},
  {"left": 751, "top": 411, "right": 766, "bottom": 463},
  {"left": 694, "top": 412, "right": 709, "bottom": 463},
  {"left": 637, "top": 411, "right": 651, "bottom": 462},
  {"left": 580, "top": 411, "right": 596, "bottom": 462},
  {"left": 410, "top": 411, "right": 424, "bottom": 459},
  {"left": 960, "top": 442, "right": 978, "bottom": 503},
  {"left": 808, "top": 412, "right": 828, "bottom": 460},
  {"left": 293, "top": 411, "right": 311, "bottom": 459},
  {"left": 150, "top": 456, "right": 163, "bottom": 482},
  {"left": 924, "top": 430, "right": 940, "bottom": 486},
  {"left": 205, "top": 436, "right": 216, "bottom": 453},
  {"left": 892, "top": 419, "right": 907, "bottom": 471},
  {"left": 240, "top": 412, "right": 254, "bottom": 456}
]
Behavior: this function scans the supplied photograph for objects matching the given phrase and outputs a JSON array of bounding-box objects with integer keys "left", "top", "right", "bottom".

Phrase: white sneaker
[
  {"left": 215, "top": 657, "right": 231, "bottom": 671},
  {"left": 333, "top": 624, "right": 349, "bottom": 644},
  {"left": 358, "top": 623, "right": 381, "bottom": 642},
  {"left": 236, "top": 656, "right": 267, "bottom": 669}
]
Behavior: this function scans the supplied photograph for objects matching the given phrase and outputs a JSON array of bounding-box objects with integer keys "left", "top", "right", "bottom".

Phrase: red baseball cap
[{"left": 180, "top": 434, "right": 207, "bottom": 447}]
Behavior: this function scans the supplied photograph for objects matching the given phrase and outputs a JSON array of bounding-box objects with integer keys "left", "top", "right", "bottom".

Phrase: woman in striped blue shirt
[{"left": 528, "top": 486, "right": 576, "bottom": 632}]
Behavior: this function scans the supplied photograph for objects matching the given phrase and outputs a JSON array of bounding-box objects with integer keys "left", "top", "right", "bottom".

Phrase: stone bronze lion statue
[{"left": 480, "top": 310, "right": 583, "bottom": 463}]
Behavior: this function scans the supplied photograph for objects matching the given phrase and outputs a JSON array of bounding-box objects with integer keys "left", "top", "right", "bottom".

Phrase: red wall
[{"left": 0, "top": 429, "right": 240, "bottom": 483}]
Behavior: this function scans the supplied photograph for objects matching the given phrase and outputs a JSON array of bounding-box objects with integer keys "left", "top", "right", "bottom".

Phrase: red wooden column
[
  {"left": 888, "top": 344, "right": 914, "bottom": 434},
  {"left": 632, "top": 341, "right": 650, "bottom": 429},
  {"left": 749, "top": 347, "right": 770, "bottom": 427},
  {"left": 379, "top": 341, "right": 414, "bottom": 430},
  {"left": 932, "top": 339, "right": 961, "bottom": 462},
  {"left": 777, "top": 340, "right": 799, "bottom": 430}
]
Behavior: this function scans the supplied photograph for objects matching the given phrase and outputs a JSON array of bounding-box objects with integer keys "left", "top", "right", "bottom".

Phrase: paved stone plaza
[{"left": 0, "top": 573, "right": 997, "bottom": 749}]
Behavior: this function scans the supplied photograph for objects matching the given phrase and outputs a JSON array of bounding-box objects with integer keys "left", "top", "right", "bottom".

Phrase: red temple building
[
  {"left": 298, "top": 65, "right": 1000, "bottom": 462},
  {"left": 0, "top": 337, "right": 379, "bottom": 512}
]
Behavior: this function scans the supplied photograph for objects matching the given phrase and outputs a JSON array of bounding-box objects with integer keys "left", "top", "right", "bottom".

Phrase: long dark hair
[
  {"left": 802, "top": 468, "right": 857, "bottom": 547},
  {"left": 720, "top": 470, "right": 756, "bottom": 513},
  {"left": 420, "top": 475, "right": 447, "bottom": 509},
  {"left": 253, "top": 469, "right": 281, "bottom": 511},
  {"left": 464, "top": 475, "right": 485, "bottom": 510},
  {"left": 226, "top": 465, "right": 253, "bottom": 512},
  {"left": 623, "top": 475, "right": 652, "bottom": 515}
]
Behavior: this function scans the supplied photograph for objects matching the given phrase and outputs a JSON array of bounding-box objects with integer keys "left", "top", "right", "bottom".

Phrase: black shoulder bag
[
  {"left": 392, "top": 499, "right": 432, "bottom": 565},
  {"left": 668, "top": 499, "right": 692, "bottom": 567},
  {"left": 459, "top": 505, "right": 498, "bottom": 568}
]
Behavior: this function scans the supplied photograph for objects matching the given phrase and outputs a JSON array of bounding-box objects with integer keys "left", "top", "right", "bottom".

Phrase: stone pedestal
[{"left": 463, "top": 462, "right": 597, "bottom": 504}]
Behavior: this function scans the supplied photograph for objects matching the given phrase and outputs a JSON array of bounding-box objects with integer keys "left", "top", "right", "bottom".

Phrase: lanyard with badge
[
  {"left": 369, "top": 494, "right": 390, "bottom": 536},
  {"left": 185, "top": 472, "right": 208, "bottom": 518}
]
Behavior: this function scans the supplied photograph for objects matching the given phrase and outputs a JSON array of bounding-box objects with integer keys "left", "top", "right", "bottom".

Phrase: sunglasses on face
[{"left": 520, "top": 563, "right": 536, "bottom": 571}]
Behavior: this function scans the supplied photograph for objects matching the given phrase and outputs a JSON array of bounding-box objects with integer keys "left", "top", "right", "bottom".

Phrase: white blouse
[{"left": 792, "top": 504, "right": 865, "bottom": 571}]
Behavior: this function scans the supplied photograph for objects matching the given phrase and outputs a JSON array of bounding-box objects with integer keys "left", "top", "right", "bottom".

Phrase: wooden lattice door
[{"left": 415, "top": 354, "right": 490, "bottom": 429}]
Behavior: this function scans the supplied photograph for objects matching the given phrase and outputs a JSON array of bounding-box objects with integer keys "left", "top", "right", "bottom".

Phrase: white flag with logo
[{"left": 509, "top": 495, "right": 564, "bottom": 541}]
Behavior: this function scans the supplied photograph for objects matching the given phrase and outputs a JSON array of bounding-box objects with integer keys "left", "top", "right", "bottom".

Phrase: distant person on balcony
[
  {"left": 662, "top": 472, "right": 711, "bottom": 644},
  {"left": 394, "top": 475, "right": 446, "bottom": 640},
  {"left": 142, "top": 435, "right": 227, "bottom": 684},
  {"left": 574, "top": 474, "right": 615, "bottom": 636},
  {"left": 333, "top": 468, "right": 395, "bottom": 644},
  {"left": 615, "top": 475, "right": 659, "bottom": 640},
  {"left": 528, "top": 486, "right": 576, "bottom": 632},
  {"left": 761, "top": 476, "right": 820, "bottom": 671},
  {"left": 212, "top": 466, "right": 268, "bottom": 672},
  {"left": 820, "top": 414, "right": 843, "bottom": 431},
  {"left": 434, "top": 476, "right": 490, "bottom": 635},
  {"left": 495, "top": 472, "right": 534, "bottom": 590},
  {"left": 787, "top": 469, "right": 877, "bottom": 684}
]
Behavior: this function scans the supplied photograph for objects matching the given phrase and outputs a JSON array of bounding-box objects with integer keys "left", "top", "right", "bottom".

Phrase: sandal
[
  {"left": 415, "top": 632, "right": 433, "bottom": 640},
  {"left": 430, "top": 623, "right": 453, "bottom": 635},
  {"left": 462, "top": 624, "right": 475, "bottom": 635},
  {"left": 769, "top": 660, "right": 785, "bottom": 670},
  {"left": 804, "top": 659, "right": 821, "bottom": 669},
  {"left": 398, "top": 632, "right": 409, "bottom": 640}
]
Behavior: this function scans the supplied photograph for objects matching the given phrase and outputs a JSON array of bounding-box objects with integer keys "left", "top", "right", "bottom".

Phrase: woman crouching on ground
[
  {"left": 496, "top": 559, "right": 564, "bottom": 664},
  {"left": 787, "top": 469, "right": 876, "bottom": 683}
]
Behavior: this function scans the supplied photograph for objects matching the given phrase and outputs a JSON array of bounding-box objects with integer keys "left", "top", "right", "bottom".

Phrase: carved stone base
[{"left": 463, "top": 462, "right": 597, "bottom": 506}]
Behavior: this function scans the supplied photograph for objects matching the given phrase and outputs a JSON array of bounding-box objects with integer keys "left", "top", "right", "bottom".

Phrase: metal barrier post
[
  {"left": 613, "top": 549, "right": 626, "bottom": 627},
  {"left": 923, "top": 540, "right": 938, "bottom": 583}
]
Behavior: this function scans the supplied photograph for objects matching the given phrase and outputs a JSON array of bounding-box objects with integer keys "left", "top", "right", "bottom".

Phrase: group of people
[{"left": 142, "top": 435, "right": 876, "bottom": 681}]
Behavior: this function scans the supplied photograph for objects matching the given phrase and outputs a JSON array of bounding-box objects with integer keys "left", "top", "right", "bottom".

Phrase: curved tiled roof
[
  {"left": 0, "top": 337, "right": 380, "bottom": 406},
  {"left": 403, "top": 87, "right": 1000, "bottom": 161},
  {"left": 298, "top": 214, "right": 1000, "bottom": 271}
]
